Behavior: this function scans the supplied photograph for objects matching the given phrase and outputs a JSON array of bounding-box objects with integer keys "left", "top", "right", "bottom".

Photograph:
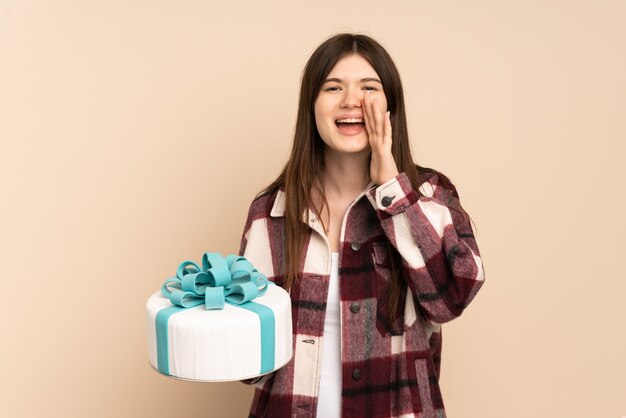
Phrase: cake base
[{"left": 146, "top": 284, "right": 293, "bottom": 382}]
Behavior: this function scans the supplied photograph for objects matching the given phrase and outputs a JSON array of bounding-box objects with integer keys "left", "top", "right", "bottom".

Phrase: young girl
[{"left": 239, "top": 33, "right": 485, "bottom": 418}]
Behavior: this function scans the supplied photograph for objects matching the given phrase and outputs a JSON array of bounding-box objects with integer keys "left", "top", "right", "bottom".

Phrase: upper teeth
[{"left": 337, "top": 118, "right": 363, "bottom": 123}]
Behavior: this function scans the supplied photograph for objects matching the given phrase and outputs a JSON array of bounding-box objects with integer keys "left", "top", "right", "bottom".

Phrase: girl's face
[{"left": 314, "top": 54, "right": 388, "bottom": 156}]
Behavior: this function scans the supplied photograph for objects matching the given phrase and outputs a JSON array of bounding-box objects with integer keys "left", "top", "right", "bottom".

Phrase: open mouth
[
  {"left": 335, "top": 117, "right": 364, "bottom": 126},
  {"left": 335, "top": 118, "right": 365, "bottom": 135}
]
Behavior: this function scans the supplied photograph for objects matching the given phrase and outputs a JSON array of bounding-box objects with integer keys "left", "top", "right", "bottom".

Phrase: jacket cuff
[{"left": 367, "top": 172, "right": 418, "bottom": 216}]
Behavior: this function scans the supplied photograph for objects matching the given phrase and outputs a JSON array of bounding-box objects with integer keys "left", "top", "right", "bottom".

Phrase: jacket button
[
  {"left": 350, "top": 242, "right": 361, "bottom": 251},
  {"left": 352, "top": 368, "right": 362, "bottom": 380},
  {"left": 350, "top": 303, "right": 360, "bottom": 313},
  {"left": 381, "top": 196, "right": 395, "bottom": 207}
]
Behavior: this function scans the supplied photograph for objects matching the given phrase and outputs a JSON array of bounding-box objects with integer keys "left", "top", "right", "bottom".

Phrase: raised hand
[{"left": 362, "top": 91, "right": 399, "bottom": 185}]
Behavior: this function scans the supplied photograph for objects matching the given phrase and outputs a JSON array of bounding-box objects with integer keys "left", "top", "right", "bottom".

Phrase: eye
[
  {"left": 325, "top": 86, "right": 341, "bottom": 92},
  {"left": 363, "top": 86, "right": 378, "bottom": 91}
]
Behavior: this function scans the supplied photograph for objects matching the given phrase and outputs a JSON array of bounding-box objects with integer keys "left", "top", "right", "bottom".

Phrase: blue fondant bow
[{"left": 161, "top": 252, "right": 270, "bottom": 310}]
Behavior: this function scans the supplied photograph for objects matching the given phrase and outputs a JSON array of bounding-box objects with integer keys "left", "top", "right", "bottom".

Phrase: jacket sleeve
[{"left": 366, "top": 170, "right": 485, "bottom": 324}]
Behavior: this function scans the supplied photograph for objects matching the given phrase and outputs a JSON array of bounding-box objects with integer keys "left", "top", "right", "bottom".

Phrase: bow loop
[
  {"left": 181, "top": 271, "right": 209, "bottom": 295},
  {"left": 177, "top": 260, "right": 202, "bottom": 279},
  {"left": 170, "top": 289, "right": 205, "bottom": 308},
  {"left": 161, "top": 277, "right": 182, "bottom": 299},
  {"left": 225, "top": 281, "right": 259, "bottom": 304},
  {"left": 251, "top": 270, "right": 270, "bottom": 295}
]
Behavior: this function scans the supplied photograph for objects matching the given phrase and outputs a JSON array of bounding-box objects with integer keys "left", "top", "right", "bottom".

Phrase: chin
[
  {"left": 331, "top": 142, "right": 371, "bottom": 155},
  {"left": 321, "top": 132, "right": 371, "bottom": 155}
]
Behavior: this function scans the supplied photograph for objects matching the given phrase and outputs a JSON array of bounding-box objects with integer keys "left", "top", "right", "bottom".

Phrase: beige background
[{"left": 1, "top": 0, "right": 624, "bottom": 417}]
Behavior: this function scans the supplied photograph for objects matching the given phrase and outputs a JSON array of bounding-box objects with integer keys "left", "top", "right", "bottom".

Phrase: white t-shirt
[{"left": 316, "top": 252, "right": 342, "bottom": 418}]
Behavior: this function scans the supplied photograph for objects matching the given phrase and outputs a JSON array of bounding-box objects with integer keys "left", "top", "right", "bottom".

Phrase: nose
[{"left": 340, "top": 86, "right": 363, "bottom": 108}]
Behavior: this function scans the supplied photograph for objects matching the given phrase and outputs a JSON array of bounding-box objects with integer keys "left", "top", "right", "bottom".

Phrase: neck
[{"left": 321, "top": 147, "right": 371, "bottom": 197}]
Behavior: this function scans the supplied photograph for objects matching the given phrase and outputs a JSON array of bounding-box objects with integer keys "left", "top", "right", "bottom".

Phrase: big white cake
[
  {"left": 146, "top": 284, "right": 292, "bottom": 382},
  {"left": 146, "top": 254, "right": 293, "bottom": 382}
]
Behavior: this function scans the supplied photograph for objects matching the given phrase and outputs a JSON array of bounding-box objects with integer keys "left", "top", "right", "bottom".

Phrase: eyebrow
[{"left": 323, "top": 77, "right": 382, "bottom": 84}]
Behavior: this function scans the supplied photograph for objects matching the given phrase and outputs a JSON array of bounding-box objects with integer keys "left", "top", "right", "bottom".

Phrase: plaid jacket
[{"left": 238, "top": 166, "right": 485, "bottom": 418}]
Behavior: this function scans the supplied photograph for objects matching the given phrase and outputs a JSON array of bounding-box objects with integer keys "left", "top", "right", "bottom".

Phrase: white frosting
[{"left": 146, "top": 285, "right": 293, "bottom": 381}]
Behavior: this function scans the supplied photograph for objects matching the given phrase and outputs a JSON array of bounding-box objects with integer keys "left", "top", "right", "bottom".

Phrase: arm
[{"left": 367, "top": 169, "right": 485, "bottom": 324}]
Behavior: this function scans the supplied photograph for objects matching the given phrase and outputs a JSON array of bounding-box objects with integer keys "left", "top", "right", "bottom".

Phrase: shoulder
[
  {"left": 414, "top": 164, "right": 459, "bottom": 198},
  {"left": 244, "top": 187, "right": 281, "bottom": 222}
]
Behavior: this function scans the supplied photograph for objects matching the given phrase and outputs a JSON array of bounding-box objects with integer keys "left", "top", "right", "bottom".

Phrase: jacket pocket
[{"left": 371, "top": 241, "right": 408, "bottom": 337}]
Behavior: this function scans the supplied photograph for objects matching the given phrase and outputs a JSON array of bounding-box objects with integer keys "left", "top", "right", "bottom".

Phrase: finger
[
  {"left": 371, "top": 97, "right": 384, "bottom": 139},
  {"left": 384, "top": 110, "right": 392, "bottom": 145},
  {"left": 363, "top": 92, "right": 375, "bottom": 137},
  {"left": 362, "top": 94, "right": 373, "bottom": 136}
]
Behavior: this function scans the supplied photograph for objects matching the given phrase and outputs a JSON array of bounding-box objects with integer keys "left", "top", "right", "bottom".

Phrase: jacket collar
[{"left": 270, "top": 188, "right": 287, "bottom": 218}]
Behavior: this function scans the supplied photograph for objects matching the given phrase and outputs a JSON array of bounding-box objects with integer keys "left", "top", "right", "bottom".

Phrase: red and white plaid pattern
[{"left": 239, "top": 167, "right": 485, "bottom": 418}]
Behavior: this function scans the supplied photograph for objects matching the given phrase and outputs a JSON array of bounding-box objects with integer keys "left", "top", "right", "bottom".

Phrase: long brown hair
[{"left": 258, "top": 33, "right": 425, "bottom": 316}]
